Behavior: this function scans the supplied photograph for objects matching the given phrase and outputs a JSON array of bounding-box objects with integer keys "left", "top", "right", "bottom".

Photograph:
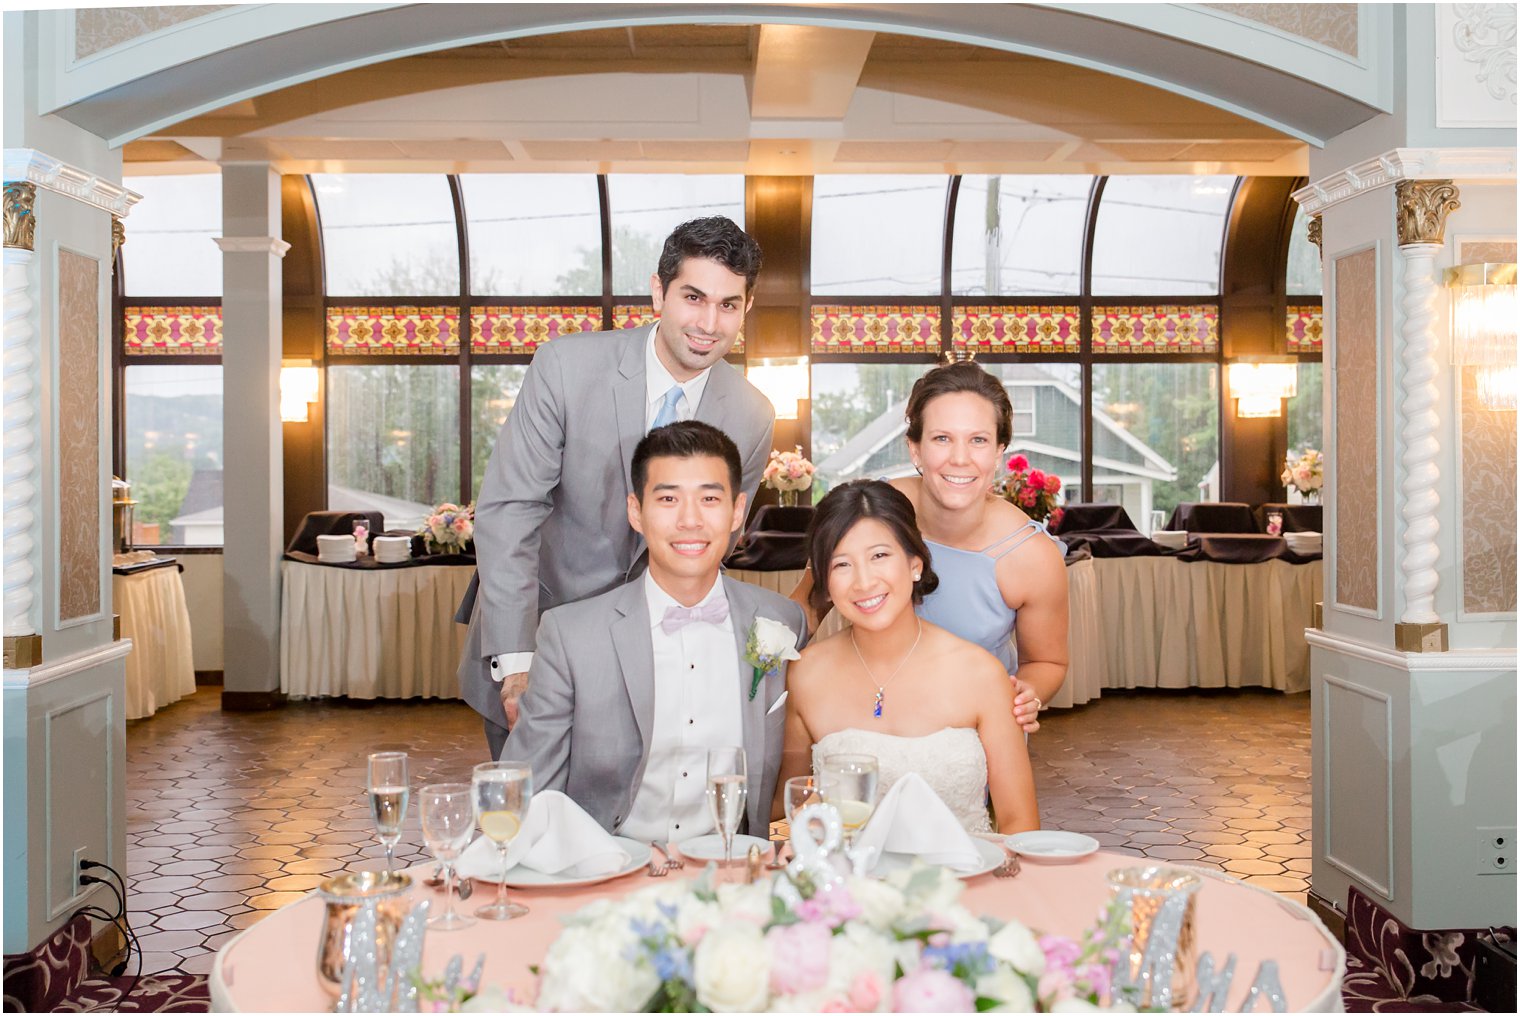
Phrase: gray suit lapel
[
  {"left": 610, "top": 581, "right": 655, "bottom": 766},
  {"left": 725, "top": 577, "right": 775, "bottom": 832},
  {"left": 695, "top": 360, "right": 733, "bottom": 426},
  {"left": 613, "top": 334, "right": 647, "bottom": 495}
]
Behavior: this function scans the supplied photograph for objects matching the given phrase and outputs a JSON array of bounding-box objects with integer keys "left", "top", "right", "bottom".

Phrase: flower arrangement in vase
[
  {"left": 994, "top": 454, "right": 1065, "bottom": 528},
  {"left": 419, "top": 502, "right": 475, "bottom": 554},
  {"left": 1281, "top": 448, "right": 1324, "bottom": 504},
  {"left": 762, "top": 446, "right": 816, "bottom": 507}
]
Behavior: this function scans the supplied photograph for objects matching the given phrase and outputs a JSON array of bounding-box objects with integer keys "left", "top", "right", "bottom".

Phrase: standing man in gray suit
[
  {"left": 503, "top": 422, "right": 807, "bottom": 840},
  {"left": 458, "top": 217, "right": 776, "bottom": 758}
]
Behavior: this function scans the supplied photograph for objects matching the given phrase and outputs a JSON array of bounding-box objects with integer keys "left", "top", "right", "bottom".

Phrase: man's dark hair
[
  {"left": 904, "top": 362, "right": 1014, "bottom": 448},
  {"left": 805, "top": 480, "right": 940, "bottom": 616},
  {"left": 631, "top": 420, "right": 744, "bottom": 502},
  {"left": 655, "top": 216, "right": 764, "bottom": 294}
]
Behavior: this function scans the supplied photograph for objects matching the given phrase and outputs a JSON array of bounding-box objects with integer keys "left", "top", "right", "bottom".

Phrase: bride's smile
[{"left": 826, "top": 518, "right": 923, "bottom": 633}]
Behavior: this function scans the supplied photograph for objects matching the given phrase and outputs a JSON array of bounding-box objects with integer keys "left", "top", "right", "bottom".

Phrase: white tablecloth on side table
[
  {"left": 114, "top": 566, "right": 196, "bottom": 720},
  {"left": 279, "top": 561, "right": 473, "bottom": 700}
]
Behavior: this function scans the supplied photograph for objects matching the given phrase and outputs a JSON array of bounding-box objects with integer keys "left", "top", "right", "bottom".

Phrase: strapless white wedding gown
[{"left": 812, "top": 727, "right": 992, "bottom": 834}]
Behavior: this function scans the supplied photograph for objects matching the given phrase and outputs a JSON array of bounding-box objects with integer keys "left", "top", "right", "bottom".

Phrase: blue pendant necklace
[{"left": 851, "top": 619, "right": 923, "bottom": 718}]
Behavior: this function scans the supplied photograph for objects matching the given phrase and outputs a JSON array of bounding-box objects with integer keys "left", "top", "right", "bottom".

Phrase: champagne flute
[
  {"left": 472, "top": 761, "right": 532, "bottom": 921},
  {"left": 419, "top": 783, "right": 475, "bottom": 930},
  {"left": 367, "top": 751, "right": 409, "bottom": 876},
  {"left": 819, "top": 754, "right": 879, "bottom": 843},
  {"left": 705, "top": 747, "right": 747, "bottom": 866}
]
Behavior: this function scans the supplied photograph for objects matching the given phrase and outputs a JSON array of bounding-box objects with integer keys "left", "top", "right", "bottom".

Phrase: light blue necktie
[{"left": 650, "top": 384, "right": 685, "bottom": 431}]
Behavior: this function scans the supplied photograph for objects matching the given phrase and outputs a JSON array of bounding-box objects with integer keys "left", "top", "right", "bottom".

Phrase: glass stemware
[
  {"left": 419, "top": 783, "right": 475, "bottom": 930},
  {"left": 705, "top": 746, "right": 748, "bottom": 866},
  {"left": 819, "top": 753, "right": 879, "bottom": 843},
  {"left": 366, "top": 751, "right": 409, "bottom": 876},
  {"left": 472, "top": 761, "right": 532, "bottom": 921},
  {"left": 782, "top": 775, "right": 819, "bottom": 826}
]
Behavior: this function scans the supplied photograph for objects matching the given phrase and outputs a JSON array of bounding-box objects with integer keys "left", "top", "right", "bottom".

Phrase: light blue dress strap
[{"left": 987, "top": 518, "right": 1066, "bottom": 560}]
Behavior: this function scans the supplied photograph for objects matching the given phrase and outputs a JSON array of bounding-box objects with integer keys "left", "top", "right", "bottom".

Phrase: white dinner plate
[
  {"left": 1004, "top": 830, "right": 1100, "bottom": 863},
  {"left": 463, "top": 837, "right": 650, "bottom": 888},
  {"left": 675, "top": 834, "right": 772, "bottom": 863},
  {"left": 869, "top": 837, "right": 1007, "bottom": 879}
]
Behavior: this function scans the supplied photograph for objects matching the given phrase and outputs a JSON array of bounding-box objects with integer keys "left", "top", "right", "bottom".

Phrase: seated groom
[{"left": 502, "top": 421, "right": 807, "bottom": 843}]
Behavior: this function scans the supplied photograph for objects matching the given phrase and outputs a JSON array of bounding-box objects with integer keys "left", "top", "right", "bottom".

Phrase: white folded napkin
[
  {"left": 853, "top": 771, "right": 984, "bottom": 872},
  {"left": 457, "top": 790, "right": 630, "bottom": 879}
]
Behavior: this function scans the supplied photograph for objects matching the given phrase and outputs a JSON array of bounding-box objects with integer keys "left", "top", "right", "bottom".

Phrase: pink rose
[
  {"left": 1044, "top": 474, "right": 1061, "bottom": 493},
  {"left": 847, "top": 971, "right": 882, "bottom": 1012},
  {"left": 1008, "top": 454, "right": 1029, "bottom": 472},
  {"left": 768, "top": 922, "right": 831, "bottom": 996},
  {"left": 1019, "top": 487, "right": 1038, "bottom": 508},
  {"left": 1026, "top": 469, "right": 1047, "bottom": 489},
  {"left": 1050, "top": 507, "right": 1065, "bottom": 528},
  {"left": 892, "top": 967, "right": 975, "bottom": 1012},
  {"left": 452, "top": 517, "right": 469, "bottom": 533},
  {"left": 819, "top": 1001, "right": 852, "bottom": 1013}
]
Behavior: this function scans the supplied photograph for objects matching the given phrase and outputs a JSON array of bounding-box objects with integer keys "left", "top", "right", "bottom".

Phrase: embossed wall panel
[
  {"left": 1322, "top": 675, "right": 1394, "bottom": 898},
  {"left": 1203, "top": 3, "right": 1359, "bottom": 56},
  {"left": 1334, "top": 248, "right": 1379, "bottom": 613},
  {"left": 44, "top": 693, "right": 113, "bottom": 917},
  {"left": 1459, "top": 240, "right": 1518, "bottom": 615},
  {"left": 57, "top": 251, "right": 102, "bottom": 621},
  {"left": 74, "top": 6, "right": 231, "bottom": 59},
  {"left": 1435, "top": 4, "right": 1519, "bottom": 128}
]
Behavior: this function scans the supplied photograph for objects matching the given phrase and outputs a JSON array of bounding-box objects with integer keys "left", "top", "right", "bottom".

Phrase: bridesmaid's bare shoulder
[{"left": 887, "top": 475, "right": 922, "bottom": 507}]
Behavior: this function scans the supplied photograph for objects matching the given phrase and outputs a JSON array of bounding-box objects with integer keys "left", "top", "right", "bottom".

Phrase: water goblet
[
  {"left": 705, "top": 747, "right": 748, "bottom": 866},
  {"left": 472, "top": 761, "right": 532, "bottom": 921},
  {"left": 366, "top": 751, "right": 409, "bottom": 876},
  {"left": 419, "top": 783, "right": 475, "bottom": 930},
  {"left": 819, "top": 754, "right": 878, "bottom": 843},
  {"left": 782, "top": 775, "right": 819, "bottom": 826}
]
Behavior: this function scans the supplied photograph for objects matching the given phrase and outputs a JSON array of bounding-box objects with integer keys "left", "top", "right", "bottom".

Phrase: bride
[{"left": 774, "top": 480, "right": 1039, "bottom": 835}]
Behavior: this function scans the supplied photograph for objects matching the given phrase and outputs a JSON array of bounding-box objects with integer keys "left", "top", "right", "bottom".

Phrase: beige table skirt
[
  {"left": 114, "top": 567, "right": 196, "bottom": 720},
  {"left": 279, "top": 561, "right": 473, "bottom": 700}
]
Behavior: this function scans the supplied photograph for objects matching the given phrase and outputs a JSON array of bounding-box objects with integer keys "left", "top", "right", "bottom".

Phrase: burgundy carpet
[{"left": 3, "top": 915, "right": 209, "bottom": 1013}]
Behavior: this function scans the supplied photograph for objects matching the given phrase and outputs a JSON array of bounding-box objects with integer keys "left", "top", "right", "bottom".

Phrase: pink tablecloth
[{"left": 212, "top": 852, "right": 1344, "bottom": 1012}]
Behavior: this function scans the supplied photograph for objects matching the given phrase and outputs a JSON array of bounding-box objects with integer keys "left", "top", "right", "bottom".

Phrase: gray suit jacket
[
  {"left": 456, "top": 328, "right": 775, "bottom": 729},
  {"left": 501, "top": 576, "right": 808, "bottom": 836}
]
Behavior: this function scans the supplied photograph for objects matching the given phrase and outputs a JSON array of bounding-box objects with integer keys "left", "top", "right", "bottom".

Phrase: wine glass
[
  {"left": 782, "top": 775, "right": 819, "bottom": 826},
  {"left": 705, "top": 747, "right": 748, "bottom": 866},
  {"left": 366, "top": 751, "right": 409, "bottom": 875},
  {"left": 819, "top": 754, "right": 879, "bottom": 843},
  {"left": 472, "top": 761, "right": 532, "bottom": 921},
  {"left": 419, "top": 783, "right": 475, "bottom": 930}
]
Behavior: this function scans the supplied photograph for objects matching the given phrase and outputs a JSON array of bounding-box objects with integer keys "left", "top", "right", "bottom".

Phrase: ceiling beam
[{"left": 751, "top": 25, "right": 874, "bottom": 121}]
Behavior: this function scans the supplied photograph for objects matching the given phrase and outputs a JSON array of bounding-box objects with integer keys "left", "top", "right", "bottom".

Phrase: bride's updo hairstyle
[
  {"left": 904, "top": 361, "right": 1014, "bottom": 448},
  {"left": 805, "top": 480, "right": 939, "bottom": 616}
]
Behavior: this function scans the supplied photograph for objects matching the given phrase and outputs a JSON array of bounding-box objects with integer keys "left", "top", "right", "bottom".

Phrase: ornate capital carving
[
  {"left": 111, "top": 216, "right": 125, "bottom": 260},
  {"left": 4, "top": 182, "right": 36, "bottom": 251},
  {"left": 1395, "top": 179, "right": 1461, "bottom": 247},
  {"left": 1306, "top": 214, "right": 1323, "bottom": 260}
]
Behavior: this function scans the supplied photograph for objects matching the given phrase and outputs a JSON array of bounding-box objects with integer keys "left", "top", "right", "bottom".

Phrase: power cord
[{"left": 79, "top": 859, "right": 145, "bottom": 1003}]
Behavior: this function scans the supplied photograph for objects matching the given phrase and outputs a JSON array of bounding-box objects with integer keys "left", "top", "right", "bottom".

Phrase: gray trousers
[{"left": 484, "top": 716, "right": 510, "bottom": 762}]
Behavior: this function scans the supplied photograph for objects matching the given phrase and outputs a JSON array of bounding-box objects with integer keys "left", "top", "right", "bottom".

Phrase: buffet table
[
  {"left": 210, "top": 852, "right": 1345, "bottom": 1012},
  {"left": 279, "top": 560, "right": 474, "bottom": 700},
  {"left": 113, "top": 559, "right": 196, "bottom": 720}
]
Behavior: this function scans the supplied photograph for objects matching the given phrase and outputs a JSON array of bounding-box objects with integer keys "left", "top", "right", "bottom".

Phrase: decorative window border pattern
[
  {"left": 327, "top": 306, "right": 460, "bottom": 354},
  {"left": 613, "top": 305, "right": 744, "bottom": 353},
  {"left": 811, "top": 304, "right": 941, "bottom": 355},
  {"left": 123, "top": 305, "right": 223, "bottom": 355},
  {"left": 472, "top": 306, "right": 602, "bottom": 353},
  {"left": 1287, "top": 304, "right": 1324, "bottom": 351},
  {"left": 1092, "top": 305, "right": 1218, "bottom": 354},
  {"left": 953, "top": 305, "right": 1080, "bottom": 355}
]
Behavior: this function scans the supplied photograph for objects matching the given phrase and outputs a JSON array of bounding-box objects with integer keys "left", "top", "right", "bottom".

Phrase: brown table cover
[
  {"left": 1253, "top": 503, "right": 1323, "bottom": 533},
  {"left": 746, "top": 504, "right": 814, "bottom": 534},
  {"left": 285, "top": 510, "right": 387, "bottom": 555},
  {"left": 1051, "top": 503, "right": 1136, "bottom": 534},
  {"left": 1166, "top": 501, "right": 1256, "bottom": 533}
]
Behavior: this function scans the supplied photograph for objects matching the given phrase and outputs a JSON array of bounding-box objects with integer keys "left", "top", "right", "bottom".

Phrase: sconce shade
[
  {"left": 1446, "top": 262, "right": 1517, "bottom": 412},
  {"left": 1227, "top": 361, "right": 1298, "bottom": 418},
  {"left": 280, "top": 364, "right": 319, "bottom": 423},
  {"left": 746, "top": 357, "right": 809, "bottom": 420}
]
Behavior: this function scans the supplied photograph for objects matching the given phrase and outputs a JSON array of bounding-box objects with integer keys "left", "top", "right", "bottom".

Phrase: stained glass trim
[
  {"left": 613, "top": 305, "right": 744, "bottom": 353},
  {"left": 472, "top": 306, "right": 602, "bottom": 352},
  {"left": 1091, "top": 305, "right": 1217, "bottom": 354},
  {"left": 1286, "top": 304, "right": 1323, "bottom": 351},
  {"left": 326, "top": 306, "right": 461, "bottom": 354},
  {"left": 811, "top": 304, "right": 941, "bottom": 355},
  {"left": 953, "top": 305, "right": 1080, "bottom": 354},
  {"left": 123, "top": 305, "right": 223, "bottom": 355}
]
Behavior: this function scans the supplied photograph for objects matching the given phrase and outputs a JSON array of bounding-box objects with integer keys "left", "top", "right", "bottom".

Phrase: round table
[{"left": 211, "top": 851, "right": 1344, "bottom": 1012}]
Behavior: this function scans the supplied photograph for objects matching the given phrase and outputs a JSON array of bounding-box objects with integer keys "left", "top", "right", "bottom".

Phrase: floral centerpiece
[
  {"left": 527, "top": 863, "right": 1127, "bottom": 1013},
  {"left": 1281, "top": 449, "right": 1324, "bottom": 504},
  {"left": 419, "top": 502, "right": 475, "bottom": 554},
  {"left": 763, "top": 447, "right": 816, "bottom": 507},
  {"left": 995, "top": 454, "right": 1065, "bottom": 529}
]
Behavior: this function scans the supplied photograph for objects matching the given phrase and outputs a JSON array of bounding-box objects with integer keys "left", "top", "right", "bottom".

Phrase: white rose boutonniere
[{"left": 743, "top": 617, "right": 801, "bottom": 700}]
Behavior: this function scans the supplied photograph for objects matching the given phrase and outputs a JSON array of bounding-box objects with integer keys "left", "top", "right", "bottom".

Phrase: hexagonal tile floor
[{"left": 124, "top": 686, "right": 1310, "bottom": 973}]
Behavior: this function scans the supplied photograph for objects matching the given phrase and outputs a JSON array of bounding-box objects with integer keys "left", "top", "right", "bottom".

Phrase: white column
[
  {"left": 1395, "top": 241, "right": 1443, "bottom": 625},
  {"left": 2, "top": 211, "right": 39, "bottom": 644},
  {"left": 217, "top": 163, "right": 289, "bottom": 706}
]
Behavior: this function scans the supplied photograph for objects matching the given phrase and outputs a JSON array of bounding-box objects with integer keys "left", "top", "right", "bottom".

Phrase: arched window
[
  {"left": 1090, "top": 176, "right": 1233, "bottom": 296},
  {"left": 462, "top": 175, "right": 602, "bottom": 297},
  {"left": 607, "top": 174, "right": 744, "bottom": 295},
  {"left": 811, "top": 175, "right": 946, "bottom": 296},
  {"left": 951, "top": 176, "right": 1089, "bottom": 297},
  {"left": 1285, "top": 203, "right": 1324, "bottom": 480},
  {"left": 315, "top": 174, "right": 460, "bottom": 297}
]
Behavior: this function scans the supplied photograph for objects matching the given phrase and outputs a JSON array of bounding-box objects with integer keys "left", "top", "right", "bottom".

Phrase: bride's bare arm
[{"left": 973, "top": 658, "right": 1041, "bottom": 834}]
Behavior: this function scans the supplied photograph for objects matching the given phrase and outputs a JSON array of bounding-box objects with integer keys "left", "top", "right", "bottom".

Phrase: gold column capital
[
  {"left": 1395, "top": 179, "right": 1461, "bottom": 247},
  {"left": 111, "top": 216, "right": 125, "bottom": 261},
  {"left": 4, "top": 181, "right": 37, "bottom": 251},
  {"left": 1306, "top": 214, "right": 1323, "bottom": 261}
]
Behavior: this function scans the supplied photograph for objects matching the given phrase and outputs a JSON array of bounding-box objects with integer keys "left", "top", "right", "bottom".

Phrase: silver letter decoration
[
  {"left": 336, "top": 899, "right": 431, "bottom": 1013},
  {"left": 1190, "top": 952, "right": 1237, "bottom": 1012},
  {"left": 1239, "top": 960, "right": 1287, "bottom": 1013},
  {"left": 1112, "top": 886, "right": 1191, "bottom": 1009}
]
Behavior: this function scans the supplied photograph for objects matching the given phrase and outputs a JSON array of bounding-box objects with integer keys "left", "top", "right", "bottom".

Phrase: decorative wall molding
[
  {"left": 1438, "top": 4, "right": 1518, "bottom": 127},
  {"left": 1307, "top": 213, "right": 1323, "bottom": 260},
  {"left": 212, "top": 236, "right": 291, "bottom": 258},
  {"left": 1201, "top": 3, "right": 1359, "bottom": 58},
  {"left": 110, "top": 217, "right": 124, "bottom": 262},
  {"left": 2, "top": 149, "right": 140, "bottom": 218},
  {"left": 1293, "top": 148, "right": 1517, "bottom": 215},
  {"left": 4, "top": 182, "right": 36, "bottom": 251},
  {"left": 3, "top": 249, "right": 40, "bottom": 641},
  {"left": 1308, "top": 629, "right": 1518, "bottom": 672},
  {"left": 1, "top": 639, "right": 132, "bottom": 688},
  {"left": 1332, "top": 245, "right": 1382, "bottom": 616},
  {"left": 73, "top": 6, "right": 233, "bottom": 61},
  {"left": 1395, "top": 180, "right": 1462, "bottom": 247},
  {"left": 1394, "top": 235, "right": 1447, "bottom": 626},
  {"left": 1321, "top": 674, "right": 1395, "bottom": 900}
]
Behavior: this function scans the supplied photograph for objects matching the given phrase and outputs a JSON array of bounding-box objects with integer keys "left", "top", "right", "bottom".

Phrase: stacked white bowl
[
  {"left": 372, "top": 535, "right": 412, "bottom": 564},
  {"left": 1152, "top": 530, "right": 1190, "bottom": 550},
  {"left": 316, "top": 534, "right": 357, "bottom": 563},
  {"left": 1283, "top": 530, "right": 1322, "bottom": 555}
]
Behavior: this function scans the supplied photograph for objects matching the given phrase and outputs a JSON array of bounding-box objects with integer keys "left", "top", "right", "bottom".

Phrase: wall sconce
[
  {"left": 1446, "top": 262, "right": 1517, "bottom": 412},
  {"left": 746, "top": 356, "right": 809, "bottom": 420},
  {"left": 1227, "top": 359, "right": 1298, "bottom": 418},
  {"left": 280, "top": 360, "right": 319, "bottom": 422}
]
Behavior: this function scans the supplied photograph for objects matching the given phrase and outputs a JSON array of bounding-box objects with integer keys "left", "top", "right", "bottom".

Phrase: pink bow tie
[{"left": 661, "top": 599, "right": 730, "bottom": 634}]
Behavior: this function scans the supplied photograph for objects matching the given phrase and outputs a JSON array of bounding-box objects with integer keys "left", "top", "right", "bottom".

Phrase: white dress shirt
[
  {"left": 619, "top": 572, "right": 745, "bottom": 844},
  {"left": 491, "top": 326, "right": 714, "bottom": 684}
]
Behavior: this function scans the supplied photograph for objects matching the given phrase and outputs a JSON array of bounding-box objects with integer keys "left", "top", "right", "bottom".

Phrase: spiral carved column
[
  {"left": 3, "top": 181, "right": 41, "bottom": 664},
  {"left": 1393, "top": 179, "right": 1460, "bottom": 652}
]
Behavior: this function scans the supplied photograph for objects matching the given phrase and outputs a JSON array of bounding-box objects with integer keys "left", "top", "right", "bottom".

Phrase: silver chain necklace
[{"left": 851, "top": 618, "right": 923, "bottom": 718}]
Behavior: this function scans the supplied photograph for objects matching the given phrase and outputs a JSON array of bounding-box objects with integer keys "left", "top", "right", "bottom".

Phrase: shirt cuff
[{"left": 490, "top": 653, "right": 534, "bottom": 681}]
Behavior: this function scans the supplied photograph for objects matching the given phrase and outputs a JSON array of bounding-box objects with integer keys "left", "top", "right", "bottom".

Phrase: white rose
[
  {"left": 752, "top": 617, "right": 802, "bottom": 661},
  {"left": 943, "top": 904, "right": 992, "bottom": 944},
  {"left": 536, "top": 922, "right": 658, "bottom": 1012},
  {"left": 975, "top": 966, "right": 1036, "bottom": 1012},
  {"left": 694, "top": 923, "right": 771, "bottom": 1012},
  {"left": 848, "top": 877, "right": 907, "bottom": 929},
  {"left": 887, "top": 862, "right": 964, "bottom": 913},
  {"left": 987, "top": 921, "right": 1045, "bottom": 977},
  {"left": 715, "top": 881, "right": 774, "bottom": 927}
]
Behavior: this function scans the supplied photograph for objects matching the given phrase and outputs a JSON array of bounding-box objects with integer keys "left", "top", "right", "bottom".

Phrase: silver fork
[
  {"left": 992, "top": 854, "right": 1021, "bottom": 878},
  {"left": 647, "top": 841, "right": 680, "bottom": 877}
]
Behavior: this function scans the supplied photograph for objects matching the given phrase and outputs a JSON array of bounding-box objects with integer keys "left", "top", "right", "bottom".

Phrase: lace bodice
[{"left": 812, "top": 727, "right": 991, "bottom": 834}]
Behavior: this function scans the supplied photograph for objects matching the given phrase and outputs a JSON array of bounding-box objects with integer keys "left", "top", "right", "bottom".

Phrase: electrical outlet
[
  {"left": 72, "top": 847, "right": 88, "bottom": 896},
  {"left": 1476, "top": 827, "right": 1517, "bottom": 876}
]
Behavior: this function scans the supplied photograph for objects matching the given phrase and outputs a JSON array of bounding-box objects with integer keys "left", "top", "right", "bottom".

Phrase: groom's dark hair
[
  {"left": 805, "top": 480, "right": 940, "bottom": 616},
  {"left": 632, "top": 420, "right": 744, "bottom": 502},
  {"left": 656, "top": 216, "right": 764, "bottom": 294}
]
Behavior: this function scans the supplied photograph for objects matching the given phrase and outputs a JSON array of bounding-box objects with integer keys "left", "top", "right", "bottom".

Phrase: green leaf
[{"left": 975, "top": 996, "right": 1001, "bottom": 1012}]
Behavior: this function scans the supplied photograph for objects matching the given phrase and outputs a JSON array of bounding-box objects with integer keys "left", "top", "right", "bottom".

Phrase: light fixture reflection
[
  {"left": 280, "top": 362, "right": 319, "bottom": 423},
  {"left": 746, "top": 356, "right": 810, "bottom": 420},
  {"left": 1446, "top": 262, "right": 1517, "bottom": 412},
  {"left": 1227, "top": 361, "right": 1298, "bottom": 418}
]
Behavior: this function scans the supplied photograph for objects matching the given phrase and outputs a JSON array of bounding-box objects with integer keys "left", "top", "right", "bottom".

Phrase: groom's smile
[{"left": 628, "top": 452, "right": 747, "bottom": 605}]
